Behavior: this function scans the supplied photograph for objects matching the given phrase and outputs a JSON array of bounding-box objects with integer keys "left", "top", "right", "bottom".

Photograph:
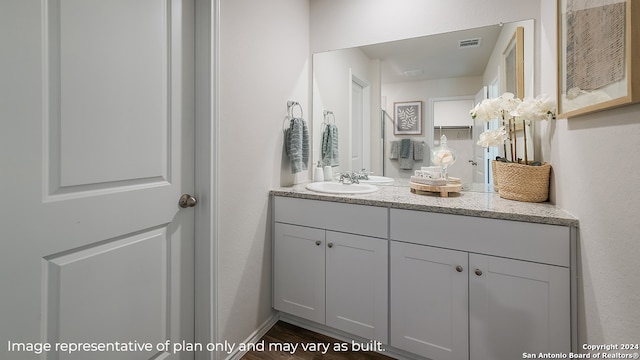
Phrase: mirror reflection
[{"left": 312, "top": 19, "right": 534, "bottom": 191}]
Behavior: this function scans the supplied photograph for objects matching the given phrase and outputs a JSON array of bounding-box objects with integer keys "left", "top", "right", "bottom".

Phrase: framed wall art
[
  {"left": 503, "top": 26, "right": 524, "bottom": 99},
  {"left": 394, "top": 101, "right": 422, "bottom": 135},
  {"left": 557, "top": 0, "right": 640, "bottom": 118}
]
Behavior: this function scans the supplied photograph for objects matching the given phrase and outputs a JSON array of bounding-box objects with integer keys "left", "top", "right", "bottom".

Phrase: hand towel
[
  {"left": 321, "top": 124, "right": 340, "bottom": 166},
  {"left": 400, "top": 139, "right": 411, "bottom": 158},
  {"left": 389, "top": 141, "right": 400, "bottom": 159},
  {"left": 399, "top": 141, "right": 414, "bottom": 170},
  {"left": 285, "top": 117, "right": 309, "bottom": 173},
  {"left": 413, "top": 141, "right": 424, "bottom": 161}
]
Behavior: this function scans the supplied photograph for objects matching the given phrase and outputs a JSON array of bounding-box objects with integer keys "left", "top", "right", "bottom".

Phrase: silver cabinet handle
[
  {"left": 456, "top": 265, "right": 463, "bottom": 272},
  {"left": 475, "top": 269, "right": 483, "bottom": 276},
  {"left": 327, "top": 242, "right": 334, "bottom": 248},
  {"left": 315, "top": 240, "right": 321, "bottom": 246}
]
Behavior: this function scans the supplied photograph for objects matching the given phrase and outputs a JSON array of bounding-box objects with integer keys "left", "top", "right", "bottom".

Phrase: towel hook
[{"left": 287, "top": 101, "right": 304, "bottom": 119}]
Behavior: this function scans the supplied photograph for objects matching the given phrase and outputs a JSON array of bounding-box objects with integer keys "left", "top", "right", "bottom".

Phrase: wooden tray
[{"left": 409, "top": 180, "right": 462, "bottom": 198}]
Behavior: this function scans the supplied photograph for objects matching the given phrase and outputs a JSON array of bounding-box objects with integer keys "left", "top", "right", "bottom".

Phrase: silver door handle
[{"left": 178, "top": 194, "right": 198, "bottom": 208}]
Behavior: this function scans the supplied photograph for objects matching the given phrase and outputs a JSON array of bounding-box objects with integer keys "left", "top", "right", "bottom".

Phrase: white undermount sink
[
  {"left": 305, "top": 181, "right": 379, "bottom": 194},
  {"left": 359, "top": 175, "right": 394, "bottom": 184}
]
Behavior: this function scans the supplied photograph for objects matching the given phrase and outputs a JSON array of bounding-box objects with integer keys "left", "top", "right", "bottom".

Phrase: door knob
[
  {"left": 327, "top": 242, "right": 334, "bottom": 248},
  {"left": 475, "top": 269, "right": 483, "bottom": 276},
  {"left": 455, "top": 265, "right": 463, "bottom": 272},
  {"left": 178, "top": 194, "right": 198, "bottom": 208}
]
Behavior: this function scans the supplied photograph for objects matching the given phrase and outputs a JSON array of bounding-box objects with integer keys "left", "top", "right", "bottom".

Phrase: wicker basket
[{"left": 495, "top": 162, "right": 551, "bottom": 202}]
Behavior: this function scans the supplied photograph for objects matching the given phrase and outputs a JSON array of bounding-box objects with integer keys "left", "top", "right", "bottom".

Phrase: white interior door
[
  {"left": 1, "top": 1, "right": 195, "bottom": 359},
  {"left": 351, "top": 80, "right": 364, "bottom": 171},
  {"left": 350, "top": 73, "right": 370, "bottom": 172},
  {"left": 473, "top": 87, "right": 489, "bottom": 185}
]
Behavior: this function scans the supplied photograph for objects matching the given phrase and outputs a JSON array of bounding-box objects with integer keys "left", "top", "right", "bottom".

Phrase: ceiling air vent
[
  {"left": 458, "top": 38, "right": 482, "bottom": 48},
  {"left": 403, "top": 69, "right": 423, "bottom": 77}
]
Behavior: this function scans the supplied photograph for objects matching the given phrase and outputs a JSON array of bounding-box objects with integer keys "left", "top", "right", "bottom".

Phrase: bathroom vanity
[{"left": 270, "top": 184, "right": 578, "bottom": 360}]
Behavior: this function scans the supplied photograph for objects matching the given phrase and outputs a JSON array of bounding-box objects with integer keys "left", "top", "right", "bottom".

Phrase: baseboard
[
  {"left": 222, "top": 313, "right": 280, "bottom": 360},
  {"left": 220, "top": 311, "right": 425, "bottom": 360},
  {"left": 278, "top": 313, "right": 424, "bottom": 360}
]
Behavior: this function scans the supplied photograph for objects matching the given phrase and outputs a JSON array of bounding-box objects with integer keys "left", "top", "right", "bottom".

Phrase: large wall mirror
[{"left": 312, "top": 19, "right": 534, "bottom": 191}]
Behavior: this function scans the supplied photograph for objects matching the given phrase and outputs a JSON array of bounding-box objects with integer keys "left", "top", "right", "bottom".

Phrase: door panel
[
  {"left": 326, "top": 231, "right": 388, "bottom": 343},
  {"left": 53, "top": 0, "right": 168, "bottom": 188},
  {"left": 469, "top": 254, "right": 571, "bottom": 360},
  {"left": 273, "top": 223, "right": 326, "bottom": 324},
  {"left": 0, "top": 1, "right": 195, "bottom": 359},
  {"left": 45, "top": 228, "right": 168, "bottom": 360},
  {"left": 390, "top": 242, "right": 469, "bottom": 360}
]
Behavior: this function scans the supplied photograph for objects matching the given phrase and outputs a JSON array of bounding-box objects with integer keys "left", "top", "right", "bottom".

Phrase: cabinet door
[
  {"left": 326, "top": 231, "right": 388, "bottom": 343},
  {"left": 273, "top": 223, "right": 326, "bottom": 324},
  {"left": 469, "top": 254, "right": 570, "bottom": 360},
  {"left": 391, "top": 241, "right": 469, "bottom": 360}
]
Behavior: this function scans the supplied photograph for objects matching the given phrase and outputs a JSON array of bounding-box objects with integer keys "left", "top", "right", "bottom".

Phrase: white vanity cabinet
[
  {"left": 390, "top": 209, "right": 572, "bottom": 360},
  {"left": 273, "top": 196, "right": 389, "bottom": 343}
]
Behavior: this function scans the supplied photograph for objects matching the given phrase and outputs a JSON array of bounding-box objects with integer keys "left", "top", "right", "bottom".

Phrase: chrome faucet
[
  {"left": 338, "top": 172, "right": 359, "bottom": 184},
  {"left": 355, "top": 169, "right": 370, "bottom": 180},
  {"left": 338, "top": 169, "right": 373, "bottom": 184}
]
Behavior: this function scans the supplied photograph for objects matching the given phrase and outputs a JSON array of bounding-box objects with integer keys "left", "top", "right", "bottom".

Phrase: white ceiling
[{"left": 358, "top": 24, "right": 502, "bottom": 84}]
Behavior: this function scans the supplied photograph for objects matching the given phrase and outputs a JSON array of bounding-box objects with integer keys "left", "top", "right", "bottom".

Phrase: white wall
[
  {"left": 539, "top": 0, "right": 640, "bottom": 347},
  {"left": 310, "top": 0, "right": 640, "bottom": 351},
  {"left": 218, "top": 0, "right": 309, "bottom": 353}
]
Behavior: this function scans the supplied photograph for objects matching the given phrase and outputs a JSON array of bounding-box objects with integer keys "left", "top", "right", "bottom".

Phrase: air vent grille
[{"left": 458, "top": 38, "right": 482, "bottom": 48}]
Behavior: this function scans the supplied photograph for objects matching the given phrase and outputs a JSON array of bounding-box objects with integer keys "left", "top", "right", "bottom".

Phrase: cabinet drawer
[
  {"left": 390, "top": 209, "right": 570, "bottom": 267},
  {"left": 274, "top": 196, "right": 387, "bottom": 238}
]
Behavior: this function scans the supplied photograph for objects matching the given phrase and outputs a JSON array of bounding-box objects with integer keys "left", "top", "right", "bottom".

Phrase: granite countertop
[{"left": 270, "top": 182, "right": 578, "bottom": 227}]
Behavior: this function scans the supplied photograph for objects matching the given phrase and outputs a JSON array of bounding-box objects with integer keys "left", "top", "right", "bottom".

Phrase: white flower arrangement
[
  {"left": 470, "top": 93, "right": 556, "bottom": 165},
  {"left": 476, "top": 126, "right": 508, "bottom": 148}
]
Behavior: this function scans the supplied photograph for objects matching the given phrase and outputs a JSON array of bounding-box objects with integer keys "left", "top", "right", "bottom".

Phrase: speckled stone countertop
[{"left": 270, "top": 183, "right": 578, "bottom": 227}]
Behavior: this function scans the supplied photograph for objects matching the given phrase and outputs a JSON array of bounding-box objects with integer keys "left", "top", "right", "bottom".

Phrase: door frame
[{"left": 194, "top": 1, "right": 219, "bottom": 359}]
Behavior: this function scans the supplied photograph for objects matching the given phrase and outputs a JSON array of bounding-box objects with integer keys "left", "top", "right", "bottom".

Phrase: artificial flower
[
  {"left": 477, "top": 126, "right": 508, "bottom": 148},
  {"left": 470, "top": 92, "right": 556, "bottom": 165}
]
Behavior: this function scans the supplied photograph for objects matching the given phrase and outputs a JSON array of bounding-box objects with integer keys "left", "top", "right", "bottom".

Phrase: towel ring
[
  {"left": 323, "top": 110, "right": 336, "bottom": 124},
  {"left": 287, "top": 101, "right": 304, "bottom": 119}
]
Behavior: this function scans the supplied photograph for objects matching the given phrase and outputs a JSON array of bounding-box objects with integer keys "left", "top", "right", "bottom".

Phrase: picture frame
[
  {"left": 393, "top": 101, "right": 422, "bottom": 135},
  {"left": 503, "top": 26, "right": 524, "bottom": 99},
  {"left": 557, "top": 0, "right": 640, "bottom": 118}
]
